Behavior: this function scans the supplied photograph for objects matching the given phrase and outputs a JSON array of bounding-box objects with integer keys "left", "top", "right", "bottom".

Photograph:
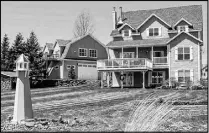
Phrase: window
[
  {"left": 24, "top": 63, "right": 27, "bottom": 69},
  {"left": 79, "top": 48, "right": 87, "bottom": 57},
  {"left": 122, "top": 30, "right": 131, "bottom": 37},
  {"left": 178, "top": 25, "right": 188, "bottom": 32},
  {"left": 152, "top": 71, "right": 164, "bottom": 84},
  {"left": 153, "top": 51, "right": 164, "bottom": 57},
  {"left": 178, "top": 70, "right": 190, "bottom": 82},
  {"left": 89, "top": 49, "right": 97, "bottom": 58},
  {"left": 178, "top": 47, "right": 190, "bottom": 60},
  {"left": 20, "top": 63, "right": 22, "bottom": 68},
  {"left": 148, "top": 28, "right": 160, "bottom": 36}
]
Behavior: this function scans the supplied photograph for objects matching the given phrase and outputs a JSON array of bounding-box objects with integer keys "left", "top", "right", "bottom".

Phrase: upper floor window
[
  {"left": 178, "top": 25, "right": 188, "bottom": 33},
  {"left": 79, "top": 48, "right": 87, "bottom": 57},
  {"left": 177, "top": 47, "right": 190, "bottom": 60},
  {"left": 89, "top": 49, "right": 97, "bottom": 58},
  {"left": 122, "top": 30, "right": 131, "bottom": 37},
  {"left": 148, "top": 28, "right": 161, "bottom": 37}
]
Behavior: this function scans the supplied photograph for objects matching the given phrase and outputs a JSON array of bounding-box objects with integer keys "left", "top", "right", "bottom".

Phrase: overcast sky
[{"left": 1, "top": 1, "right": 207, "bottom": 65}]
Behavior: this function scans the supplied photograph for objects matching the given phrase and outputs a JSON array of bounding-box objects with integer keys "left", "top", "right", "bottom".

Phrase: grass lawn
[{"left": 1, "top": 83, "right": 208, "bottom": 132}]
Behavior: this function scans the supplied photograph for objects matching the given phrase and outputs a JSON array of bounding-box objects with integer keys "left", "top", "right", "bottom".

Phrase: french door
[{"left": 123, "top": 72, "right": 134, "bottom": 87}]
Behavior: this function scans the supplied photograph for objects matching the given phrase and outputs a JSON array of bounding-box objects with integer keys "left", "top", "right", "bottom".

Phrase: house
[
  {"left": 97, "top": 5, "right": 203, "bottom": 88},
  {"left": 202, "top": 64, "right": 208, "bottom": 80},
  {"left": 1, "top": 71, "right": 17, "bottom": 91},
  {"left": 43, "top": 34, "right": 108, "bottom": 80}
]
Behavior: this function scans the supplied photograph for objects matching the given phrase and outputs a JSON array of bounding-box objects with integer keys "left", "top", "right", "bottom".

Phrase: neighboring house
[
  {"left": 202, "top": 64, "right": 208, "bottom": 80},
  {"left": 1, "top": 71, "right": 17, "bottom": 91},
  {"left": 97, "top": 5, "right": 203, "bottom": 88},
  {"left": 43, "top": 34, "right": 108, "bottom": 80}
]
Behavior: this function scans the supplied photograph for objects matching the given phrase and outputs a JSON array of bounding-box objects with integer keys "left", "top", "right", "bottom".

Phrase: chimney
[
  {"left": 112, "top": 7, "right": 117, "bottom": 30},
  {"left": 118, "top": 7, "right": 123, "bottom": 24}
]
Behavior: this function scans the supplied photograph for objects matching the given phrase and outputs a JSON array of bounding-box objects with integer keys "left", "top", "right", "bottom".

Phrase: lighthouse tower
[{"left": 12, "top": 54, "right": 33, "bottom": 123}]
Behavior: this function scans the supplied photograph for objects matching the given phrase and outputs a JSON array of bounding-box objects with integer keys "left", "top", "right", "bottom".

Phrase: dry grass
[{"left": 125, "top": 92, "right": 181, "bottom": 131}]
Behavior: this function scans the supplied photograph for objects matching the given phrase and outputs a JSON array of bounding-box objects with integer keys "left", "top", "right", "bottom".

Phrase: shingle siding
[{"left": 170, "top": 34, "right": 199, "bottom": 83}]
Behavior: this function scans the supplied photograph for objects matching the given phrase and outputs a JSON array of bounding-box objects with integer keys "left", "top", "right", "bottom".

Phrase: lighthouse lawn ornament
[{"left": 12, "top": 54, "right": 33, "bottom": 124}]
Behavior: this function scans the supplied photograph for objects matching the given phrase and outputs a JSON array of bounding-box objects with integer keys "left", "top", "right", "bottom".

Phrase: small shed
[{"left": 1, "top": 71, "right": 17, "bottom": 91}]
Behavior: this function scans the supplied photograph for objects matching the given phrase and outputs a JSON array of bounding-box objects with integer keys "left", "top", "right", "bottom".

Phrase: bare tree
[{"left": 73, "top": 10, "right": 94, "bottom": 38}]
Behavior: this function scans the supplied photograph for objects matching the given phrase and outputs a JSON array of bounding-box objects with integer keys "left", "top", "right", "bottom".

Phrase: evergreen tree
[
  {"left": 24, "top": 31, "right": 45, "bottom": 78},
  {"left": 1, "top": 34, "right": 10, "bottom": 71},
  {"left": 8, "top": 33, "right": 25, "bottom": 70}
]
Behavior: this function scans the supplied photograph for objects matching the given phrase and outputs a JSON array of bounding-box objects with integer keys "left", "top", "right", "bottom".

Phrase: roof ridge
[{"left": 124, "top": 5, "right": 202, "bottom": 14}]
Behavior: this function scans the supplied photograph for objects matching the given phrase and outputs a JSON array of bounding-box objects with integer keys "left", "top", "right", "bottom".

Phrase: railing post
[{"left": 112, "top": 60, "right": 114, "bottom": 68}]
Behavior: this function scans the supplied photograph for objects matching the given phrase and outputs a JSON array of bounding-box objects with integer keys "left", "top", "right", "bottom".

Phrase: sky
[{"left": 1, "top": 1, "right": 207, "bottom": 65}]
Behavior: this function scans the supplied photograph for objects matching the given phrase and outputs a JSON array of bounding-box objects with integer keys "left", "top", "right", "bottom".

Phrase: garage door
[{"left": 77, "top": 63, "right": 98, "bottom": 80}]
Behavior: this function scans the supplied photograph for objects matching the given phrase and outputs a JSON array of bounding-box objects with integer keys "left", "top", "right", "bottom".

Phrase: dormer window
[
  {"left": 147, "top": 28, "right": 161, "bottom": 37},
  {"left": 177, "top": 25, "right": 189, "bottom": 33},
  {"left": 122, "top": 30, "right": 131, "bottom": 37}
]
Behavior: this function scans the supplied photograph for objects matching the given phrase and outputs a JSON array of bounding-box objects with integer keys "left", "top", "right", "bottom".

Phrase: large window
[
  {"left": 89, "top": 49, "right": 97, "bottom": 58},
  {"left": 152, "top": 71, "right": 163, "bottom": 84},
  {"left": 120, "top": 52, "right": 135, "bottom": 58},
  {"left": 149, "top": 28, "right": 160, "bottom": 36},
  {"left": 79, "top": 48, "right": 87, "bottom": 57},
  {"left": 178, "top": 47, "right": 190, "bottom": 60},
  {"left": 178, "top": 70, "right": 190, "bottom": 82}
]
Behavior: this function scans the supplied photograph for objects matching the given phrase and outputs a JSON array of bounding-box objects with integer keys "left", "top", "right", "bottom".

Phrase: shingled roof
[
  {"left": 122, "top": 5, "right": 203, "bottom": 30},
  {"left": 106, "top": 38, "right": 170, "bottom": 47},
  {"left": 56, "top": 39, "right": 71, "bottom": 46},
  {"left": 45, "top": 43, "right": 54, "bottom": 50}
]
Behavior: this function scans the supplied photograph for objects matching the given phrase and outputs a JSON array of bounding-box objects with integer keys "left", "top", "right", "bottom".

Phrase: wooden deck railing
[
  {"left": 97, "top": 58, "right": 153, "bottom": 70},
  {"left": 43, "top": 54, "right": 60, "bottom": 60}
]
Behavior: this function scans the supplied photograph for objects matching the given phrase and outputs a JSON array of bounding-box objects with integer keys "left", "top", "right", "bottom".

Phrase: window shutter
[
  {"left": 175, "top": 70, "right": 178, "bottom": 81},
  {"left": 146, "top": 29, "right": 149, "bottom": 36},
  {"left": 190, "top": 69, "right": 194, "bottom": 82},
  {"left": 190, "top": 46, "right": 193, "bottom": 60},
  {"left": 159, "top": 27, "right": 162, "bottom": 36},
  {"left": 175, "top": 47, "right": 178, "bottom": 60},
  {"left": 177, "top": 26, "right": 180, "bottom": 33},
  {"left": 162, "top": 71, "right": 165, "bottom": 82}
]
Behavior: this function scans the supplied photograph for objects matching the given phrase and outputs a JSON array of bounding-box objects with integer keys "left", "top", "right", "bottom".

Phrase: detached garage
[{"left": 77, "top": 63, "right": 98, "bottom": 80}]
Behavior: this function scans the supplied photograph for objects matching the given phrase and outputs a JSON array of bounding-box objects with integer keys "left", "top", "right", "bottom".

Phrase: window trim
[
  {"left": 151, "top": 71, "right": 165, "bottom": 84},
  {"left": 177, "top": 46, "right": 190, "bottom": 61},
  {"left": 122, "top": 29, "right": 132, "bottom": 37},
  {"left": 147, "top": 27, "right": 161, "bottom": 37},
  {"left": 79, "top": 48, "right": 88, "bottom": 57},
  {"left": 89, "top": 49, "right": 97, "bottom": 58},
  {"left": 177, "top": 69, "right": 190, "bottom": 83},
  {"left": 177, "top": 25, "right": 189, "bottom": 33}
]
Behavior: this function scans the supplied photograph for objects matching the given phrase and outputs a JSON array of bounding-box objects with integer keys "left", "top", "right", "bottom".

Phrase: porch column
[
  {"left": 121, "top": 71, "right": 124, "bottom": 89},
  {"left": 122, "top": 47, "right": 124, "bottom": 67},
  {"left": 107, "top": 47, "right": 110, "bottom": 60},
  {"left": 136, "top": 46, "right": 138, "bottom": 58},
  {"left": 107, "top": 72, "right": 110, "bottom": 88},
  {"left": 101, "top": 72, "right": 103, "bottom": 88},
  {"left": 142, "top": 71, "right": 145, "bottom": 89}
]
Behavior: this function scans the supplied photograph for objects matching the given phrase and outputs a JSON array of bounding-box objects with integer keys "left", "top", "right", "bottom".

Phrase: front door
[{"left": 123, "top": 72, "right": 134, "bottom": 87}]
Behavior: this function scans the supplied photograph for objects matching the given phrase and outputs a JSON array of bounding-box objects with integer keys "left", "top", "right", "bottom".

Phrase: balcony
[
  {"left": 97, "top": 58, "right": 153, "bottom": 71},
  {"left": 153, "top": 57, "right": 168, "bottom": 68},
  {"left": 43, "top": 54, "right": 60, "bottom": 60}
]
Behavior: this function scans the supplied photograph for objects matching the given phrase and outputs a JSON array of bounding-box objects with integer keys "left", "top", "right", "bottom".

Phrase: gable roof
[
  {"left": 136, "top": 14, "right": 171, "bottom": 29},
  {"left": 43, "top": 43, "right": 54, "bottom": 52},
  {"left": 122, "top": 5, "right": 202, "bottom": 30},
  {"left": 167, "top": 31, "right": 203, "bottom": 44},
  {"left": 60, "top": 34, "right": 105, "bottom": 59},
  {"left": 118, "top": 23, "right": 136, "bottom": 31},
  {"left": 106, "top": 38, "right": 170, "bottom": 47},
  {"left": 15, "top": 54, "right": 29, "bottom": 63},
  {"left": 173, "top": 18, "right": 193, "bottom": 27},
  {"left": 56, "top": 39, "right": 71, "bottom": 46}
]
